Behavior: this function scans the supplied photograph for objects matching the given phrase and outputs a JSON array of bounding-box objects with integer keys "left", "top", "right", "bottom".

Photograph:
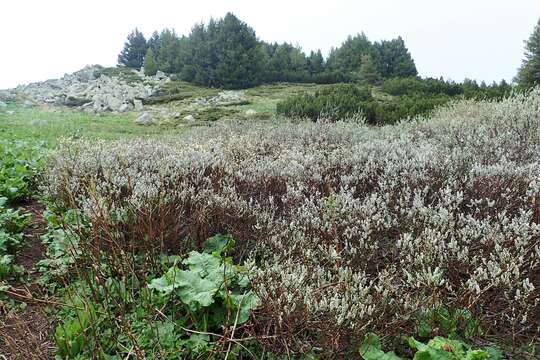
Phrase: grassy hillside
[
  {"left": 0, "top": 104, "right": 185, "bottom": 144},
  {"left": 0, "top": 86, "right": 537, "bottom": 359}
]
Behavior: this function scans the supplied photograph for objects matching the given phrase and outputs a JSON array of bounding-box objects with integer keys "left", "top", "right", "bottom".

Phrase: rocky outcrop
[
  {"left": 0, "top": 90, "right": 16, "bottom": 102},
  {"left": 134, "top": 112, "right": 156, "bottom": 125},
  {"left": 9, "top": 65, "right": 170, "bottom": 113}
]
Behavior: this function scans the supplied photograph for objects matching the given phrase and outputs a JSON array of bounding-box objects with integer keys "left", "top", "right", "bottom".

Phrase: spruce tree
[
  {"left": 517, "top": 18, "right": 540, "bottom": 89},
  {"left": 143, "top": 48, "right": 158, "bottom": 76},
  {"left": 308, "top": 50, "right": 325, "bottom": 75},
  {"left": 117, "top": 29, "right": 148, "bottom": 69},
  {"left": 373, "top": 37, "right": 417, "bottom": 78},
  {"left": 185, "top": 13, "right": 264, "bottom": 88},
  {"left": 326, "top": 33, "right": 373, "bottom": 72},
  {"left": 359, "top": 54, "right": 381, "bottom": 84}
]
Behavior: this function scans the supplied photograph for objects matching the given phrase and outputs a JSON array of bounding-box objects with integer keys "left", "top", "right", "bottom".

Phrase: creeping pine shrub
[
  {"left": 276, "top": 83, "right": 454, "bottom": 124},
  {"left": 44, "top": 90, "right": 540, "bottom": 357},
  {"left": 276, "top": 84, "right": 372, "bottom": 122}
]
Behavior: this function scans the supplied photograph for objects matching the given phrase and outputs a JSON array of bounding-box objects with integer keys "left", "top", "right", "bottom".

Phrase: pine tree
[
  {"left": 358, "top": 54, "right": 381, "bottom": 84},
  {"left": 517, "top": 18, "right": 540, "bottom": 88},
  {"left": 117, "top": 29, "right": 148, "bottom": 69},
  {"left": 155, "top": 29, "right": 182, "bottom": 74},
  {"left": 143, "top": 48, "right": 158, "bottom": 76},
  {"left": 184, "top": 13, "right": 264, "bottom": 88},
  {"left": 307, "top": 50, "right": 325, "bottom": 75},
  {"left": 326, "top": 33, "right": 373, "bottom": 72},
  {"left": 373, "top": 37, "right": 417, "bottom": 78}
]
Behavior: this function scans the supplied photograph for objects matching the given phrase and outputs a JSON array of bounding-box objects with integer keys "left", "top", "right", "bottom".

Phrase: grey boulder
[
  {"left": 134, "top": 112, "right": 156, "bottom": 125},
  {"left": 133, "top": 99, "right": 144, "bottom": 111}
]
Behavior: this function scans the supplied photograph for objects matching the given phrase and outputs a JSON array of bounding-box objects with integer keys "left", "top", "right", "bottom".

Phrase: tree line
[
  {"left": 118, "top": 13, "right": 540, "bottom": 91},
  {"left": 117, "top": 13, "right": 417, "bottom": 89}
]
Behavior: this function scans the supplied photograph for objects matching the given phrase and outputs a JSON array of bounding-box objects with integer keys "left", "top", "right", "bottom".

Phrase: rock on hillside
[{"left": 9, "top": 65, "right": 171, "bottom": 113}]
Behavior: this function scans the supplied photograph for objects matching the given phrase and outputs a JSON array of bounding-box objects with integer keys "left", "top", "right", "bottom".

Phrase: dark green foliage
[
  {"left": 143, "top": 47, "right": 158, "bottom": 76},
  {"left": 276, "top": 84, "right": 373, "bottom": 121},
  {"left": 154, "top": 28, "right": 185, "bottom": 74},
  {"left": 326, "top": 34, "right": 417, "bottom": 81},
  {"left": 381, "top": 77, "right": 512, "bottom": 101},
  {"left": 124, "top": 13, "right": 420, "bottom": 89},
  {"left": 117, "top": 28, "right": 148, "bottom": 69},
  {"left": 0, "top": 140, "right": 45, "bottom": 202},
  {"left": 208, "top": 13, "right": 264, "bottom": 88},
  {"left": 307, "top": 50, "right": 325, "bottom": 75},
  {"left": 52, "top": 235, "right": 260, "bottom": 358},
  {"left": 0, "top": 197, "right": 30, "bottom": 281},
  {"left": 372, "top": 94, "right": 451, "bottom": 124},
  {"left": 359, "top": 333, "right": 500, "bottom": 360},
  {"left": 517, "top": 18, "right": 540, "bottom": 89},
  {"left": 461, "top": 79, "right": 513, "bottom": 100},
  {"left": 381, "top": 77, "right": 464, "bottom": 97},
  {"left": 359, "top": 54, "right": 382, "bottom": 84},
  {"left": 276, "top": 84, "right": 453, "bottom": 124},
  {"left": 415, "top": 308, "right": 481, "bottom": 340},
  {"left": 327, "top": 33, "right": 373, "bottom": 72},
  {"left": 260, "top": 42, "right": 312, "bottom": 83},
  {"left": 373, "top": 37, "right": 417, "bottom": 78}
]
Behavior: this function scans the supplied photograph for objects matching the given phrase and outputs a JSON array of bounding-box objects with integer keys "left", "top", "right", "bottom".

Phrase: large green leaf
[
  {"left": 360, "top": 333, "right": 405, "bottom": 360},
  {"left": 229, "top": 291, "right": 261, "bottom": 324},
  {"left": 174, "top": 270, "right": 219, "bottom": 312},
  {"left": 203, "top": 234, "right": 235, "bottom": 255},
  {"left": 183, "top": 251, "right": 221, "bottom": 278},
  {"left": 148, "top": 266, "right": 182, "bottom": 294},
  {"left": 409, "top": 337, "right": 454, "bottom": 360},
  {"left": 408, "top": 337, "right": 490, "bottom": 360}
]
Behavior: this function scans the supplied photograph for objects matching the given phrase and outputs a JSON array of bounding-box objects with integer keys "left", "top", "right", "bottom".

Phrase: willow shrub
[{"left": 44, "top": 90, "right": 540, "bottom": 357}]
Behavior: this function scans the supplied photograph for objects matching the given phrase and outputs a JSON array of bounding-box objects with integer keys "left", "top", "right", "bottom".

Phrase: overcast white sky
[{"left": 1, "top": 0, "right": 539, "bottom": 89}]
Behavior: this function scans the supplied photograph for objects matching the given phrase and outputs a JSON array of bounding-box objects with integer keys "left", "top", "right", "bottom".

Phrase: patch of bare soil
[{"left": 0, "top": 201, "right": 55, "bottom": 359}]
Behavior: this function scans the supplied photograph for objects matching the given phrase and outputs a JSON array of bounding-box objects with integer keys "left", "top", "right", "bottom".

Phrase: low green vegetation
[
  {"left": 360, "top": 333, "right": 501, "bottom": 360},
  {"left": 0, "top": 104, "right": 186, "bottom": 144},
  {"left": 276, "top": 78, "right": 512, "bottom": 124},
  {"left": 50, "top": 233, "right": 259, "bottom": 359},
  {"left": 0, "top": 198, "right": 30, "bottom": 282},
  {"left": 0, "top": 139, "right": 45, "bottom": 201}
]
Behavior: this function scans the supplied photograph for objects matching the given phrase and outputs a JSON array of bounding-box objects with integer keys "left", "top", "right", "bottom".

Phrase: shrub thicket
[
  {"left": 276, "top": 84, "right": 454, "bottom": 124},
  {"left": 276, "top": 84, "right": 373, "bottom": 121},
  {"left": 277, "top": 77, "right": 513, "bottom": 124},
  {"left": 44, "top": 90, "right": 540, "bottom": 357}
]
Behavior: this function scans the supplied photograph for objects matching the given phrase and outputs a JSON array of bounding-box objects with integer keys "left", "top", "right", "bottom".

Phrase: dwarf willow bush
[{"left": 44, "top": 90, "right": 540, "bottom": 356}]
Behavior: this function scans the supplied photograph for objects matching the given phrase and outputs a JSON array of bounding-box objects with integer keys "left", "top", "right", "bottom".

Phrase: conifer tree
[
  {"left": 117, "top": 28, "right": 148, "bottom": 69},
  {"left": 517, "top": 18, "right": 540, "bottom": 88},
  {"left": 359, "top": 54, "right": 381, "bottom": 84},
  {"left": 143, "top": 48, "right": 158, "bottom": 76},
  {"left": 373, "top": 37, "right": 417, "bottom": 78},
  {"left": 307, "top": 50, "right": 325, "bottom": 75}
]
